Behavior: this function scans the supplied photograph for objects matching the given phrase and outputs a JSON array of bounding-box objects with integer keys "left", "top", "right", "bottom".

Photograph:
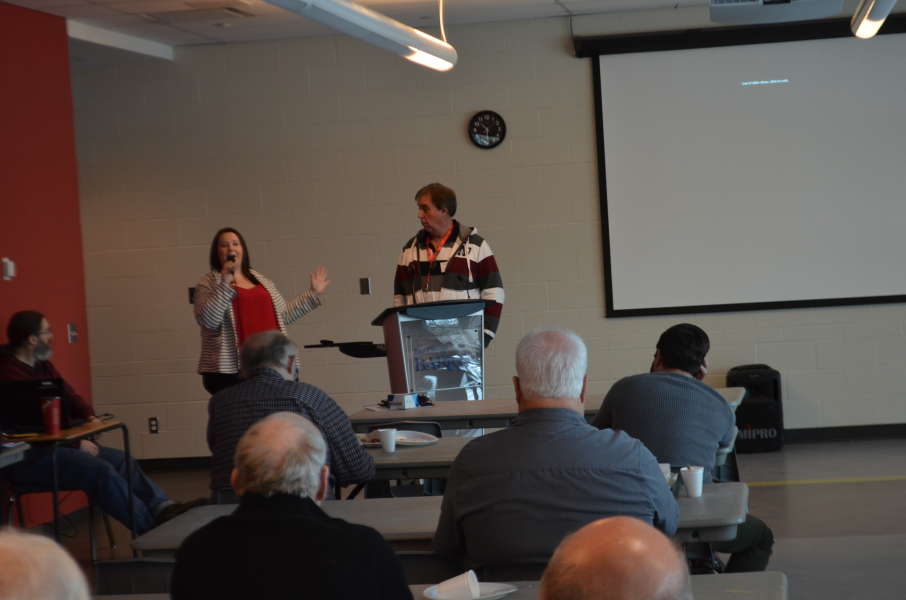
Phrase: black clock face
[{"left": 469, "top": 110, "right": 506, "bottom": 149}]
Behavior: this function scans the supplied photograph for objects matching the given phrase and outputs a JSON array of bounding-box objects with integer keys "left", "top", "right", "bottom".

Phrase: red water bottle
[{"left": 41, "top": 396, "right": 61, "bottom": 436}]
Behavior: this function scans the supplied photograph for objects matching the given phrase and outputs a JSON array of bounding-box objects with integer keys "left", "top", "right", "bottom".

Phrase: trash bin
[{"left": 727, "top": 364, "right": 783, "bottom": 453}]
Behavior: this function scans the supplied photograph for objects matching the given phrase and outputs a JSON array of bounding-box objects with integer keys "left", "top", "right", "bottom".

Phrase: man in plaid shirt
[{"left": 207, "top": 331, "right": 374, "bottom": 501}]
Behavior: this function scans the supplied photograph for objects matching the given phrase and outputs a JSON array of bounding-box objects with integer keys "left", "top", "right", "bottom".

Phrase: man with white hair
[
  {"left": 433, "top": 329, "right": 678, "bottom": 573},
  {"left": 172, "top": 412, "right": 412, "bottom": 600},
  {"left": 540, "top": 517, "right": 693, "bottom": 600},
  {"left": 0, "top": 528, "right": 90, "bottom": 600}
]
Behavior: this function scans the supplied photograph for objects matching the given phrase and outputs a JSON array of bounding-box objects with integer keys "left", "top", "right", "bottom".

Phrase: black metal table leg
[
  {"left": 121, "top": 424, "right": 135, "bottom": 541},
  {"left": 51, "top": 446, "right": 60, "bottom": 541}
]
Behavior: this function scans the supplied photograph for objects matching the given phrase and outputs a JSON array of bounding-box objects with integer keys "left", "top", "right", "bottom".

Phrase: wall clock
[{"left": 468, "top": 110, "right": 506, "bottom": 149}]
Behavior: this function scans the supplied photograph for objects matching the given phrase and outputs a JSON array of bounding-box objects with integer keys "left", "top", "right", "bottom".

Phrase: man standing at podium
[{"left": 394, "top": 183, "right": 504, "bottom": 347}]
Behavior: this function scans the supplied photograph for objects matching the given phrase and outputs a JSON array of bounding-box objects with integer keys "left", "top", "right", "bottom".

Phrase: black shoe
[{"left": 154, "top": 497, "right": 210, "bottom": 526}]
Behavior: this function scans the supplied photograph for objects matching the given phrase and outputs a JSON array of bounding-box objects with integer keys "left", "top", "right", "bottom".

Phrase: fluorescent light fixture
[
  {"left": 264, "top": 0, "right": 457, "bottom": 71},
  {"left": 851, "top": 0, "right": 898, "bottom": 39}
]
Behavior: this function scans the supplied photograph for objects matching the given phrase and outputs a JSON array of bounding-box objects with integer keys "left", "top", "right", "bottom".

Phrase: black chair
[
  {"left": 684, "top": 541, "right": 725, "bottom": 574},
  {"left": 211, "top": 489, "right": 239, "bottom": 505},
  {"left": 474, "top": 562, "right": 549, "bottom": 581},
  {"left": 94, "top": 558, "right": 175, "bottom": 595},
  {"left": 397, "top": 551, "right": 461, "bottom": 585},
  {"left": 5, "top": 484, "right": 116, "bottom": 563}
]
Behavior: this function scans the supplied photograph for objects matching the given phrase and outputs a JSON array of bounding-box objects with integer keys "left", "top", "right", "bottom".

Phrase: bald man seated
[
  {"left": 541, "top": 517, "right": 693, "bottom": 600},
  {"left": 172, "top": 412, "right": 412, "bottom": 600}
]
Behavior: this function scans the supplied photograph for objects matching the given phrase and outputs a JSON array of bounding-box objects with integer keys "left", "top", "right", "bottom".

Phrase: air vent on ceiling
[{"left": 143, "top": 4, "right": 255, "bottom": 24}]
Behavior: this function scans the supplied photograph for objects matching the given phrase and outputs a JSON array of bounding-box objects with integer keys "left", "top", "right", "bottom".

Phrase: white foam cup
[
  {"left": 680, "top": 465, "right": 704, "bottom": 498},
  {"left": 378, "top": 428, "right": 397, "bottom": 453},
  {"left": 658, "top": 463, "right": 671, "bottom": 483},
  {"left": 434, "top": 569, "right": 480, "bottom": 599}
]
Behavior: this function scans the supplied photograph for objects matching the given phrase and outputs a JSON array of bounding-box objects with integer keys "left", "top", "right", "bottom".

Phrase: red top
[{"left": 232, "top": 284, "right": 279, "bottom": 347}]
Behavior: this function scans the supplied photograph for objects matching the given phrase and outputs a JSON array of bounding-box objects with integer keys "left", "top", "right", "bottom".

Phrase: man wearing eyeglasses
[{"left": 0, "top": 310, "right": 205, "bottom": 534}]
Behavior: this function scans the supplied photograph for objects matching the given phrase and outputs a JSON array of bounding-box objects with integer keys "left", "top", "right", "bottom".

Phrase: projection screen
[{"left": 593, "top": 27, "right": 906, "bottom": 316}]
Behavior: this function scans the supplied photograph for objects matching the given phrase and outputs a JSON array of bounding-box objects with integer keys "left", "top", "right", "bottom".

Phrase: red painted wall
[
  {"left": 0, "top": 3, "right": 90, "bottom": 527},
  {"left": 0, "top": 2, "right": 90, "bottom": 400}
]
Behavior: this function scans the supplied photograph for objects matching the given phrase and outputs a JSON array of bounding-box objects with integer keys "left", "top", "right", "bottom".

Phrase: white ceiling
[{"left": 8, "top": 0, "right": 708, "bottom": 46}]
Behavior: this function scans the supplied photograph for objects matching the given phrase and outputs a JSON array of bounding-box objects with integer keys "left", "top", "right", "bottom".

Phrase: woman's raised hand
[{"left": 309, "top": 265, "right": 330, "bottom": 296}]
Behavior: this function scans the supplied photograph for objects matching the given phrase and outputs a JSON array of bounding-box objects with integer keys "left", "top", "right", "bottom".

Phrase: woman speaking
[{"left": 193, "top": 227, "right": 329, "bottom": 394}]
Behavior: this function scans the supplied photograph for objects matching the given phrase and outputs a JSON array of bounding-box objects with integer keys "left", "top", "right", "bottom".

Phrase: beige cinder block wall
[{"left": 72, "top": 9, "right": 906, "bottom": 458}]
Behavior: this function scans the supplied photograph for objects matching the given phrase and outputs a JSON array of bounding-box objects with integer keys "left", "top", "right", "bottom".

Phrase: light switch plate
[{"left": 359, "top": 277, "right": 372, "bottom": 295}]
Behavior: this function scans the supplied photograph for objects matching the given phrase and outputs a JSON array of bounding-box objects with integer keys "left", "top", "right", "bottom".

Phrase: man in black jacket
[{"left": 172, "top": 411, "right": 412, "bottom": 600}]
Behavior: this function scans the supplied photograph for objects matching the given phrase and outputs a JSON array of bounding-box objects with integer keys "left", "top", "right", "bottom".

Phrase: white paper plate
[
  {"left": 358, "top": 430, "right": 440, "bottom": 448},
  {"left": 422, "top": 582, "right": 518, "bottom": 600}
]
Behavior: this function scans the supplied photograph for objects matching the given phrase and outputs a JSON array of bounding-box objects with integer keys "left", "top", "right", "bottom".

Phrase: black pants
[
  {"left": 201, "top": 373, "right": 242, "bottom": 395},
  {"left": 711, "top": 514, "right": 774, "bottom": 572}
]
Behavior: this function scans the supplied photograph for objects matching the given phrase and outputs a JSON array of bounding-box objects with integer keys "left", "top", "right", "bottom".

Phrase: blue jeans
[{"left": 7, "top": 445, "right": 170, "bottom": 535}]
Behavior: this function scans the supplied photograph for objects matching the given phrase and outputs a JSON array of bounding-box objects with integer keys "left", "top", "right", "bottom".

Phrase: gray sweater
[{"left": 593, "top": 372, "right": 735, "bottom": 481}]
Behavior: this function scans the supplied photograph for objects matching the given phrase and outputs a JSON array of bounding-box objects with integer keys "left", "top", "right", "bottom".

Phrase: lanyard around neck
[
  {"left": 421, "top": 227, "right": 455, "bottom": 293},
  {"left": 425, "top": 227, "right": 454, "bottom": 263}
]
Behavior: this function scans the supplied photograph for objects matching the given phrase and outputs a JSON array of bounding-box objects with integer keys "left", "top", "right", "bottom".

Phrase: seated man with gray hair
[
  {"left": 0, "top": 528, "right": 91, "bottom": 600},
  {"left": 541, "top": 516, "right": 693, "bottom": 600},
  {"left": 172, "top": 412, "right": 412, "bottom": 600},
  {"left": 207, "top": 330, "right": 373, "bottom": 501},
  {"left": 433, "top": 328, "right": 678, "bottom": 575}
]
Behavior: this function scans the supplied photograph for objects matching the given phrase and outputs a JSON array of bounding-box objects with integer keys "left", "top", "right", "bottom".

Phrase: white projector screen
[{"left": 595, "top": 29, "right": 906, "bottom": 316}]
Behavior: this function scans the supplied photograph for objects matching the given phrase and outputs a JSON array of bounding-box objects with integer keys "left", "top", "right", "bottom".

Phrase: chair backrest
[
  {"left": 368, "top": 421, "right": 442, "bottom": 438},
  {"left": 715, "top": 426, "right": 739, "bottom": 467},
  {"left": 397, "top": 551, "right": 461, "bottom": 585}
]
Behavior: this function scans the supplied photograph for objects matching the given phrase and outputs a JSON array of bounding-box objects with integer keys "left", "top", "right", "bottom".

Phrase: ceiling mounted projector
[
  {"left": 264, "top": 0, "right": 457, "bottom": 71},
  {"left": 709, "top": 0, "right": 844, "bottom": 24}
]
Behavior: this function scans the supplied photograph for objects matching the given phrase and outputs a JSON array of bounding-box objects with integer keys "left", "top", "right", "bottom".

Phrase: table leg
[
  {"left": 51, "top": 446, "right": 60, "bottom": 541},
  {"left": 121, "top": 424, "right": 135, "bottom": 540}
]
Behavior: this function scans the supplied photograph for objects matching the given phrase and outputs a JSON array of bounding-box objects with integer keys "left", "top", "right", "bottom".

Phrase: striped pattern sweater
[
  {"left": 393, "top": 221, "right": 504, "bottom": 345},
  {"left": 193, "top": 269, "right": 321, "bottom": 375}
]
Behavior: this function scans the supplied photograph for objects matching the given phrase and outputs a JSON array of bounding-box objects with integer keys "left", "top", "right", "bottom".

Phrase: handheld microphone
[{"left": 226, "top": 253, "right": 237, "bottom": 274}]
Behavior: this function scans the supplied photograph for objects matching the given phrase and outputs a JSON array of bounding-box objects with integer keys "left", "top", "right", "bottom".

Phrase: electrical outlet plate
[
  {"left": 359, "top": 277, "right": 372, "bottom": 295},
  {"left": 1, "top": 257, "right": 15, "bottom": 281}
]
